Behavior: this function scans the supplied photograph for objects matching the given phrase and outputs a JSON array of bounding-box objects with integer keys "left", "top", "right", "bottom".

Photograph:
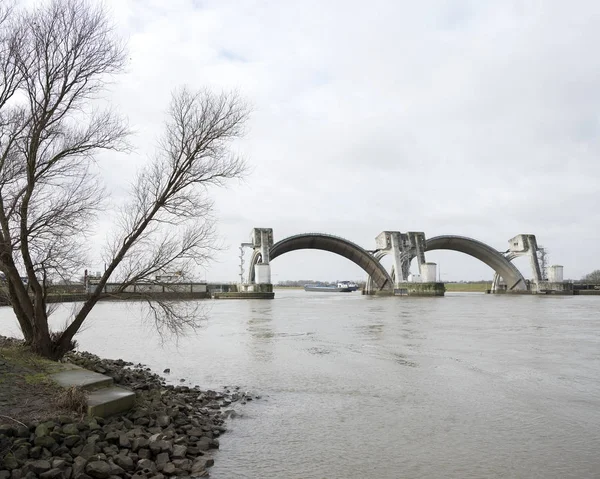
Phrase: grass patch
[
  {"left": 0, "top": 339, "right": 83, "bottom": 424},
  {"left": 24, "top": 373, "right": 51, "bottom": 385},
  {"left": 0, "top": 343, "right": 61, "bottom": 374}
]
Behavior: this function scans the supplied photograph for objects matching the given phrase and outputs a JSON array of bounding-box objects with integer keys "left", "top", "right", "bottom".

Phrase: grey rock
[
  {"left": 15, "top": 427, "right": 29, "bottom": 438},
  {"left": 85, "top": 461, "right": 111, "bottom": 479},
  {"left": 64, "top": 435, "right": 81, "bottom": 447},
  {"left": 62, "top": 424, "right": 80, "bottom": 436},
  {"left": 35, "top": 424, "right": 51, "bottom": 437},
  {"left": 13, "top": 446, "right": 29, "bottom": 461},
  {"left": 53, "top": 446, "right": 69, "bottom": 457},
  {"left": 107, "top": 461, "right": 125, "bottom": 476},
  {"left": 192, "top": 457, "right": 214, "bottom": 469},
  {"left": 34, "top": 436, "right": 56, "bottom": 449},
  {"left": 155, "top": 416, "right": 170, "bottom": 428},
  {"left": 161, "top": 463, "right": 176, "bottom": 476},
  {"left": 186, "top": 428, "right": 203, "bottom": 438},
  {"left": 79, "top": 444, "right": 96, "bottom": 460},
  {"left": 118, "top": 435, "right": 130, "bottom": 449},
  {"left": 0, "top": 471, "right": 10, "bottom": 479},
  {"left": 10, "top": 470, "right": 22, "bottom": 479},
  {"left": 101, "top": 445, "right": 118, "bottom": 457},
  {"left": 195, "top": 438, "right": 211, "bottom": 452},
  {"left": 73, "top": 457, "right": 87, "bottom": 478},
  {"left": 29, "top": 460, "right": 52, "bottom": 474},
  {"left": 131, "top": 438, "right": 148, "bottom": 452},
  {"left": 87, "top": 421, "right": 100, "bottom": 432},
  {"left": 171, "top": 459, "right": 191, "bottom": 472},
  {"left": 137, "top": 449, "right": 151, "bottom": 460},
  {"left": 57, "top": 416, "right": 73, "bottom": 425},
  {"left": 155, "top": 453, "right": 169, "bottom": 468},
  {"left": 136, "top": 459, "right": 156, "bottom": 474},
  {"left": 2, "top": 454, "right": 19, "bottom": 470},
  {"left": 104, "top": 432, "right": 119, "bottom": 444},
  {"left": 39, "top": 468, "right": 62, "bottom": 479},
  {"left": 170, "top": 445, "right": 186, "bottom": 459},
  {"left": 113, "top": 455, "right": 134, "bottom": 472},
  {"left": 51, "top": 459, "right": 67, "bottom": 470}
]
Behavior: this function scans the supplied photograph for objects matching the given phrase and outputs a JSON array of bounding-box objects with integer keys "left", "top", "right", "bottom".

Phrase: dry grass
[{"left": 54, "top": 386, "right": 88, "bottom": 415}]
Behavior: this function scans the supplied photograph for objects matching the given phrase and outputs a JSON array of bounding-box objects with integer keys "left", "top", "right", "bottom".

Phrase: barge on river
[{"left": 304, "top": 281, "right": 358, "bottom": 293}]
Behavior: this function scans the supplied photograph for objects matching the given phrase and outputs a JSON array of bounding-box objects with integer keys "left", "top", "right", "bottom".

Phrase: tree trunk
[{"left": 29, "top": 326, "right": 53, "bottom": 358}]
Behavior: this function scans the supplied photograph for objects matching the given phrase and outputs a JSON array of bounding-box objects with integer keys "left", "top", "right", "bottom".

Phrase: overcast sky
[{"left": 86, "top": 0, "right": 600, "bottom": 283}]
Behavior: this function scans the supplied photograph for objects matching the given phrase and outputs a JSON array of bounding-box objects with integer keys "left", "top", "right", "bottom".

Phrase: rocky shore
[{"left": 1, "top": 350, "right": 254, "bottom": 478}]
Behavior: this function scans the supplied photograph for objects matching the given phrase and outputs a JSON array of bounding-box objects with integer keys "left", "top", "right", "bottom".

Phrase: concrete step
[
  {"left": 87, "top": 386, "right": 136, "bottom": 418},
  {"left": 51, "top": 368, "right": 114, "bottom": 391}
]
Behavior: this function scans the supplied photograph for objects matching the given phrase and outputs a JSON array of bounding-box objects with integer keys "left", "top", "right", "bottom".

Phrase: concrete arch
[
  {"left": 249, "top": 233, "right": 393, "bottom": 291},
  {"left": 247, "top": 250, "right": 262, "bottom": 284},
  {"left": 423, "top": 235, "right": 527, "bottom": 291}
]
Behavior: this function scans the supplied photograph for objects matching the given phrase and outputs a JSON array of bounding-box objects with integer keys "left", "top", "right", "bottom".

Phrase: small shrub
[{"left": 55, "top": 386, "right": 88, "bottom": 415}]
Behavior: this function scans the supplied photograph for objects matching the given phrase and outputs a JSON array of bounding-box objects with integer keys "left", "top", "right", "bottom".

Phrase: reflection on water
[{"left": 1, "top": 291, "right": 600, "bottom": 478}]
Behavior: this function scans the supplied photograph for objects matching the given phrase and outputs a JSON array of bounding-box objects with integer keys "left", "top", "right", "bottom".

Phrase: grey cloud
[{"left": 80, "top": 0, "right": 600, "bottom": 282}]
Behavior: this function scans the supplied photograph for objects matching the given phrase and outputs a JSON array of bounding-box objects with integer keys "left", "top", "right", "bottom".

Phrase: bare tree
[
  {"left": 582, "top": 270, "right": 600, "bottom": 283},
  {"left": 0, "top": 1, "right": 248, "bottom": 359}
]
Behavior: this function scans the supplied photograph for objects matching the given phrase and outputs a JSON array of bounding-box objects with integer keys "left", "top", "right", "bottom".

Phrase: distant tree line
[{"left": 582, "top": 270, "right": 600, "bottom": 284}]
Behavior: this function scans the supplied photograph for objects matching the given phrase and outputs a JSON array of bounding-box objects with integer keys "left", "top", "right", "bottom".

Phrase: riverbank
[{"left": 0, "top": 337, "right": 251, "bottom": 478}]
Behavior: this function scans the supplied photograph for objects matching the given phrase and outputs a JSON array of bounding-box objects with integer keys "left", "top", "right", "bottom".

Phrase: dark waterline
[{"left": 1, "top": 291, "right": 599, "bottom": 478}]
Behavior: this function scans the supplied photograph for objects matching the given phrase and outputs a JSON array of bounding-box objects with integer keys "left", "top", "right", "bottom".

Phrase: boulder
[
  {"left": 79, "top": 444, "right": 96, "bottom": 460},
  {"left": 170, "top": 445, "right": 186, "bottom": 459},
  {"left": 185, "top": 428, "right": 203, "bottom": 439},
  {"left": 161, "top": 463, "right": 176, "bottom": 476},
  {"left": 34, "top": 424, "right": 51, "bottom": 438},
  {"left": 2, "top": 455, "right": 18, "bottom": 470},
  {"left": 51, "top": 459, "right": 67, "bottom": 470},
  {"left": 171, "top": 459, "right": 191, "bottom": 472},
  {"left": 13, "top": 446, "right": 29, "bottom": 461},
  {"left": 64, "top": 435, "right": 81, "bottom": 447},
  {"left": 155, "top": 416, "right": 170, "bottom": 428},
  {"left": 118, "top": 435, "right": 130, "bottom": 449},
  {"left": 113, "top": 455, "right": 134, "bottom": 472},
  {"left": 39, "top": 469, "right": 62, "bottom": 479},
  {"left": 72, "top": 457, "right": 87, "bottom": 478},
  {"left": 28, "top": 460, "right": 51, "bottom": 475},
  {"left": 136, "top": 459, "right": 156, "bottom": 474},
  {"left": 155, "top": 453, "right": 169, "bottom": 468},
  {"left": 85, "top": 461, "right": 111, "bottom": 479},
  {"left": 62, "top": 424, "right": 80, "bottom": 436},
  {"left": 137, "top": 449, "right": 151, "bottom": 460},
  {"left": 34, "top": 436, "right": 56, "bottom": 449},
  {"left": 108, "top": 461, "right": 125, "bottom": 476}
]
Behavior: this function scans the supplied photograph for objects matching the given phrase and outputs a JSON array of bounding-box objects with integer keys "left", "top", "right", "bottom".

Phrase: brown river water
[{"left": 1, "top": 290, "right": 599, "bottom": 478}]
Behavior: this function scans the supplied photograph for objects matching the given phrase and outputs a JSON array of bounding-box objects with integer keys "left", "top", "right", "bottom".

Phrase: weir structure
[{"left": 241, "top": 228, "right": 570, "bottom": 297}]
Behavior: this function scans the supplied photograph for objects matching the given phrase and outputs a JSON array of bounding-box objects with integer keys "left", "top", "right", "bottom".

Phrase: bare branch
[{"left": 0, "top": 2, "right": 249, "bottom": 359}]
